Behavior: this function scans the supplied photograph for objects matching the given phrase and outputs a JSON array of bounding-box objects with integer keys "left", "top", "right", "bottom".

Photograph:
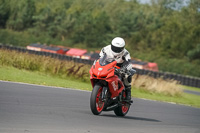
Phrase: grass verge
[
  {"left": 133, "top": 87, "right": 200, "bottom": 108},
  {"left": 0, "top": 66, "right": 200, "bottom": 108},
  {"left": 0, "top": 49, "right": 183, "bottom": 96},
  {"left": 0, "top": 66, "right": 91, "bottom": 91}
]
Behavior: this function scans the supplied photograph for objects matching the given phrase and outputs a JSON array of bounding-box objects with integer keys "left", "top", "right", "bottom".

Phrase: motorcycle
[{"left": 89, "top": 54, "right": 134, "bottom": 116}]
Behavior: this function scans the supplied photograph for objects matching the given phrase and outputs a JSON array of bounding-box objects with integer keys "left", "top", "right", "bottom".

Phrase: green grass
[
  {"left": 132, "top": 87, "right": 200, "bottom": 108},
  {"left": 0, "top": 66, "right": 92, "bottom": 91},
  {"left": 0, "top": 65, "right": 200, "bottom": 108}
]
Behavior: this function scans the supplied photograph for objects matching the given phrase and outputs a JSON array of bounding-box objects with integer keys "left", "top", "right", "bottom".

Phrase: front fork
[{"left": 101, "top": 86, "right": 108, "bottom": 101}]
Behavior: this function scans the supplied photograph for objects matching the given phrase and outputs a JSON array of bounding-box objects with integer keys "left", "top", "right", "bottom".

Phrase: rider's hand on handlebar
[{"left": 114, "top": 67, "right": 125, "bottom": 77}]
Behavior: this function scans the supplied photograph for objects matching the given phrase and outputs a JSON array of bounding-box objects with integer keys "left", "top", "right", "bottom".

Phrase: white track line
[{"left": 0, "top": 80, "right": 91, "bottom": 92}]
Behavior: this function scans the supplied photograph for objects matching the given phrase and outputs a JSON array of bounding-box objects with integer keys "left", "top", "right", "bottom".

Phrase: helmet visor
[{"left": 111, "top": 45, "right": 124, "bottom": 53}]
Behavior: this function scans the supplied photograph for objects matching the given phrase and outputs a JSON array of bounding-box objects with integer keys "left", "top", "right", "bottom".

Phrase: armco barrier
[{"left": 0, "top": 44, "right": 200, "bottom": 88}]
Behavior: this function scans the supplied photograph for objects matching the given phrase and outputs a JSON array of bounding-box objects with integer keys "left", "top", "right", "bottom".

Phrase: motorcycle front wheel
[{"left": 90, "top": 85, "right": 105, "bottom": 115}]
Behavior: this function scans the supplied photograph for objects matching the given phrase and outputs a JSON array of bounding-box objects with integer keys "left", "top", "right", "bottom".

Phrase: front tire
[{"left": 90, "top": 85, "right": 105, "bottom": 115}]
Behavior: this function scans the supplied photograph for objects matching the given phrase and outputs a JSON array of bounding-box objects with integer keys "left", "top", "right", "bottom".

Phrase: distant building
[
  {"left": 66, "top": 48, "right": 87, "bottom": 58},
  {"left": 27, "top": 43, "right": 46, "bottom": 51},
  {"left": 131, "top": 60, "right": 158, "bottom": 72},
  {"left": 41, "top": 46, "right": 64, "bottom": 54},
  {"left": 81, "top": 52, "right": 100, "bottom": 61},
  {"left": 131, "top": 60, "right": 148, "bottom": 70},
  {"left": 81, "top": 53, "right": 92, "bottom": 60},
  {"left": 27, "top": 43, "right": 158, "bottom": 71},
  {"left": 147, "top": 62, "right": 158, "bottom": 72}
]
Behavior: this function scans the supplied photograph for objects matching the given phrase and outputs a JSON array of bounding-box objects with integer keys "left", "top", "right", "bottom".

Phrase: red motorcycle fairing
[
  {"left": 89, "top": 59, "right": 125, "bottom": 98},
  {"left": 107, "top": 76, "right": 125, "bottom": 98}
]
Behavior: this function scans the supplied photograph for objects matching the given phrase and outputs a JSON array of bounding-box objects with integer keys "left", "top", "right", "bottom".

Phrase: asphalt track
[
  {"left": 184, "top": 90, "right": 200, "bottom": 96},
  {"left": 0, "top": 81, "right": 200, "bottom": 133}
]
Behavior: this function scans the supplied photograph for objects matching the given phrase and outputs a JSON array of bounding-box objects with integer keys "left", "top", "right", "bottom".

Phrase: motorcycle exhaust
[{"left": 104, "top": 104, "right": 118, "bottom": 111}]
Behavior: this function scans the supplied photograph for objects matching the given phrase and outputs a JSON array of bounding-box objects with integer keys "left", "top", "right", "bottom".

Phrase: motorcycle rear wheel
[
  {"left": 90, "top": 85, "right": 105, "bottom": 115},
  {"left": 114, "top": 92, "right": 130, "bottom": 116}
]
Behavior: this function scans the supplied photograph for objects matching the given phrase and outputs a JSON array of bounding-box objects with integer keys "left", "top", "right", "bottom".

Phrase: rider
[{"left": 99, "top": 37, "right": 135, "bottom": 101}]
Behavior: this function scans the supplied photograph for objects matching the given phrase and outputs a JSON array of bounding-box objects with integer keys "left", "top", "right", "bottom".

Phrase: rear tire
[
  {"left": 90, "top": 85, "right": 105, "bottom": 115},
  {"left": 114, "top": 91, "right": 130, "bottom": 116},
  {"left": 114, "top": 103, "right": 130, "bottom": 116}
]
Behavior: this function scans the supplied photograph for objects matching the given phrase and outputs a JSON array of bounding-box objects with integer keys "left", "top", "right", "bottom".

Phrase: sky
[
  {"left": 138, "top": 0, "right": 191, "bottom": 9},
  {"left": 139, "top": 0, "right": 152, "bottom": 4},
  {"left": 139, "top": 0, "right": 190, "bottom": 5}
]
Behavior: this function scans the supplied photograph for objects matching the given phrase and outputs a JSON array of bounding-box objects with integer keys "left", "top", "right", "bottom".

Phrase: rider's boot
[{"left": 125, "top": 86, "right": 132, "bottom": 101}]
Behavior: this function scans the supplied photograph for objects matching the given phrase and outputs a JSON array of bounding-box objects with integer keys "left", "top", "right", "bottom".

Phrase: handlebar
[
  {"left": 114, "top": 67, "right": 126, "bottom": 77},
  {"left": 114, "top": 67, "right": 136, "bottom": 77}
]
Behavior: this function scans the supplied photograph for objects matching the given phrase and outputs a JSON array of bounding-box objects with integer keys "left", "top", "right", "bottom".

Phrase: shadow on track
[
  {"left": 100, "top": 114, "right": 161, "bottom": 122},
  {"left": 75, "top": 110, "right": 161, "bottom": 122}
]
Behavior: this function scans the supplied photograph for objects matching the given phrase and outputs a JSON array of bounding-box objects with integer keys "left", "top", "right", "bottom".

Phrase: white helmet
[{"left": 111, "top": 37, "right": 125, "bottom": 56}]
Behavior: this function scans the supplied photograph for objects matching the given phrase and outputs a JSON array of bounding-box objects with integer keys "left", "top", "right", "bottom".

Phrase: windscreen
[{"left": 99, "top": 54, "right": 115, "bottom": 66}]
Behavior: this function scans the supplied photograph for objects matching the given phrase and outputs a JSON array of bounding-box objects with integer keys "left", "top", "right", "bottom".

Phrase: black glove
[{"left": 115, "top": 68, "right": 125, "bottom": 78}]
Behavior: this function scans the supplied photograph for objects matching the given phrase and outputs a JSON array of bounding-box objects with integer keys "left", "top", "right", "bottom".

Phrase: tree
[
  {"left": 187, "top": 44, "right": 200, "bottom": 61},
  {"left": 0, "top": 0, "right": 10, "bottom": 28},
  {"left": 70, "top": 11, "right": 112, "bottom": 48},
  {"left": 5, "top": 0, "right": 35, "bottom": 30}
]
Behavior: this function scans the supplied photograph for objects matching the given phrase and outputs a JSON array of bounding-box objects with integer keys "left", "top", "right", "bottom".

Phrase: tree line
[{"left": 0, "top": 0, "right": 200, "bottom": 77}]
